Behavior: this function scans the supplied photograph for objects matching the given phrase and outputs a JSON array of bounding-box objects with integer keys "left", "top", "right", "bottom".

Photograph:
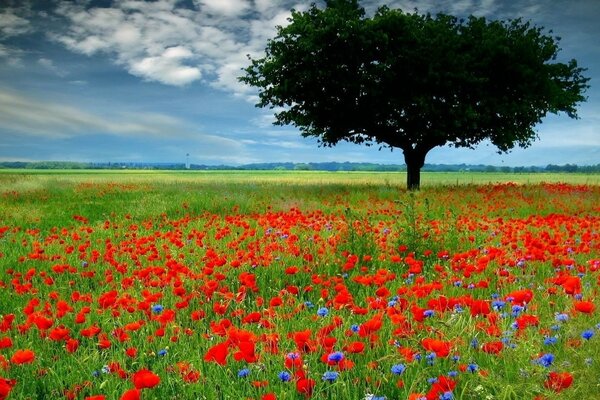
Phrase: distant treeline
[{"left": 1, "top": 161, "right": 599, "bottom": 173}]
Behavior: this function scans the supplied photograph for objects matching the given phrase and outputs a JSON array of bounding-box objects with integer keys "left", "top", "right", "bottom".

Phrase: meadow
[{"left": 0, "top": 171, "right": 599, "bottom": 400}]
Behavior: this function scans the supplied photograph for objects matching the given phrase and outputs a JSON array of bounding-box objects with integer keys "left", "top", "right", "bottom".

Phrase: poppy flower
[
  {"left": 120, "top": 388, "right": 141, "bottom": 400},
  {"left": 11, "top": 349, "right": 35, "bottom": 364},
  {"left": 574, "top": 301, "right": 595, "bottom": 314},
  {"left": 204, "top": 341, "right": 229, "bottom": 365},
  {"left": 481, "top": 341, "right": 503, "bottom": 354},
  {"left": 132, "top": 369, "right": 160, "bottom": 389},
  {"left": 544, "top": 371, "right": 573, "bottom": 392},
  {"left": 296, "top": 378, "right": 315, "bottom": 397}
]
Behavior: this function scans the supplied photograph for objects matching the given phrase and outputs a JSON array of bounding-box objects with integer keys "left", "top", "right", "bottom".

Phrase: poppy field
[{"left": 0, "top": 171, "right": 599, "bottom": 400}]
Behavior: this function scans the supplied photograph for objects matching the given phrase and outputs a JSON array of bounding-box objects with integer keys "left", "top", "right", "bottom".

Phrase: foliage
[{"left": 240, "top": 0, "right": 590, "bottom": 189}]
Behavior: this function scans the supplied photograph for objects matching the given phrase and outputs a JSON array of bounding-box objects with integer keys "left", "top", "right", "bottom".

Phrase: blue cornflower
[
  {"left": 391, "top": 364, "right": 406, "bottom": 375},
  {"left": 447, "top": 370, "right": 458, "bottom": 377},
  {"left": 439, "top": 392, "right": 454, "bottom": 400},
  {"left": 555, "top": 313, "right": 569, "bottom": 322},
  {"left": 451, "top": 355, "right": 460, "bottom": 363},
  {"left": 511, "top": 305, "right": 524, "bottom": 317},
  {"left": 388, "top": 300, "right": 397, "bottom": 307},
  {"left": 423, "top": 309, "right": 435, "bottom": 318},
  {"left": 157, "top": 349, "right": 167, "bottom": 357},
  {"left": 413, "top": 353, "right": 422, "bottom": 361},
  {"left": 327, "top": 351, "right": 345, "bottom": 363},
  {"left": 238, "top": 368, "right": 250, "bottom": 378},
  {"left": 453, "top": 281, "right": 462, "bottom": 287},
  {"left": 151, "top": 304, "right": 164, "bottom": 313},
  {"left": 427, "top": 377, "right": 438, "bottom": 384},
  {"left": 322, "top": 371, "right": 339, "bottom": 382},
  {"left": 470, "top": 338, "right": 479, "bottom": 349},
  {"left": 286, "top": 352, "right": 300, "bottom": 360},
  {"left": 536, "top": 353, "right": 554, "bottom": 368},
  {"left": 304, "top": 301, "right": 314, "bottom": 309},
  {"left": 492, "top": 300, "right": 506, "bottom": 311},
  {"left": 467, "top": 363, "right": 478, "bottom": 373},
  {"left": 426, "top": 352, "right": 436, "bottom": 365},
  {"left": 351, "top": 324, "right": 360, "bottom": 333},
  {"left": 582, "top": 330, "right": 594, "bottom": 340},
  {"left": 278, "top": 371, "right": 291, "bottom": 382},
  {"left": 317, "top": 307, "right": 329, "bottom": 317},
  {"left": 543, "top": 336, "right": 558, "bottom": 345}
]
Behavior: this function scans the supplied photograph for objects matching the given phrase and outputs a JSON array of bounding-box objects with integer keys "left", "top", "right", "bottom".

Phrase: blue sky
[{"left": 0, "top": 0, "right": 598, "bottom": 166}]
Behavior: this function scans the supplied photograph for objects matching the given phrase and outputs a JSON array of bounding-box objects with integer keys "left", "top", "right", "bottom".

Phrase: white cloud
[
  {"left": 131, "top": 46, "right": 201, "bottom": 85},
  {"left": 0, "top": 8, "right": 32, "bottom": 37},
  {"left": 194, "top": 0, "right": 252, "bottom": 17},
  {"left": 53, "top": 1, "right": 205, "bottom": 86},
  {"left": 50, "top": 0, "right": 301, "bottom": 91}
]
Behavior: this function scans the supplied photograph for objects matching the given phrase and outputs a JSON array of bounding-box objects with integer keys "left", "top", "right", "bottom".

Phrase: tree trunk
[{"left": 403, "top": 149, "right": 427, "bottom": 191}]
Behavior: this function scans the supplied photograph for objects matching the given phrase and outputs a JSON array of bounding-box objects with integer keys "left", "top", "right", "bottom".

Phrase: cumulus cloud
[
  {"left": 49, "top": 0, "right": 305, "bottom": 92},
  {"left": 194, "top": 0, "right": 252, "bottom": 17}
]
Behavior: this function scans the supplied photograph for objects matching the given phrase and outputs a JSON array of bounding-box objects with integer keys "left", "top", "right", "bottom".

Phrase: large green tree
[{"left": 240, "top": 0, "right": 589, "bottom": 190}]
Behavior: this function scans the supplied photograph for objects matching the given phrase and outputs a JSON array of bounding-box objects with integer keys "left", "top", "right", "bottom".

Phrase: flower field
[{"left": 0, "top": 172, "right": 599, "bottom": 399}]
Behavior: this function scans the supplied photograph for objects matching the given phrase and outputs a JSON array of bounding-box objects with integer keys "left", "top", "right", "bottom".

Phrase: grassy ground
[{"left": 0, "top": 171, "right": 599, "bottom": 399}]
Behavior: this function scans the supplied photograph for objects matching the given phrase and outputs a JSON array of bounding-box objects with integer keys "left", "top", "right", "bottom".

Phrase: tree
[{"left": 240, "top": 0, "right": 589, "bottom": 190}]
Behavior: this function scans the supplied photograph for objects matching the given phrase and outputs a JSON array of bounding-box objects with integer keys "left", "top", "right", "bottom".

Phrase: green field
[{"left": 0, "top": 171, "right": 599, "bottom": 399}]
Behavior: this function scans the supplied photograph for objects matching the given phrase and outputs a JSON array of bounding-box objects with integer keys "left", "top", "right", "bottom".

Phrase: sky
[{"left": 0, "top": 0, "right": 598, "bottom": 167}]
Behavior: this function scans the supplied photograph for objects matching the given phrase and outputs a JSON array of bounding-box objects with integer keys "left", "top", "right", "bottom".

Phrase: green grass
[{"left": 0, "top": 171, "right": 599, "bottom": 399}]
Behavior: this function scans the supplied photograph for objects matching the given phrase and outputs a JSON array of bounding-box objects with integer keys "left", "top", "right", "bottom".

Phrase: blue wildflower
[
  {"left": 151, "top": 304, "right": 164, "bottom": 314},
  {"left": 391, "top": 364, "right": 406, "bottom": 375},
  {"left": 467, "top": 363, "right": 478, "bottom": 373},
  {"left": 317, "top": 307, "right": 329, "bottom": 317},
  {"left": 423, "top": 309, "right": 435, "bottom": 318},
  {"left": 327, "top": 351, "right": 344, "bottom": 363},
  {"left": 492, "top": 300, "right": 506, "bottom": 311},
  {"left": 582, "top": 330, "right": 594, "bottom": 340},
  {"left": 439, "top": 392, "right": 454, "bottom": 400},
  {"left": 157, "top": 349, "right": 167, "bottom": 357},
  {"left": 555, "top": 313, "right": 569, "bottom": 322},
  {"left": 238, "top": 368, "right": 250, "bottom": 378},
  {"left": 543, "top": 336, "right": 557, "bottom": 345},
  {"left": 536, "top": 353, "right": 554, "bottom": 368},
  {"left": 278, "top": 371, "right": 291, "bottom": 382},
  {"left": 322, "top": 371, "right": 339, "bottom": 382}
]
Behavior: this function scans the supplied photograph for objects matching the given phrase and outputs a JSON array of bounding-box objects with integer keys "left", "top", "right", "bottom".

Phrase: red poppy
[
  {"left": 544, "top": 371, "right": 573, "bottom": 392},
  {"left": 574, "top": 301, "right": 595, "bottom": 314},
  {"left": 421, "top": 338, "right": 451, "bottom": 357},
  {"left": 481, "top": 341, "right": 503, "bottom": 354},
  {"left": 11, "top": 349, "right": 35, "bottom": 364},
  {"left": 296, "top": 378, "right": 315, "bottom": 397},
  {"left": 204, "top": 341, "right": 229, "bottom": 365},
  {"left": 132, "top": 369, "right": 160, "bottom": 389},
  {"left": 120, "top": 388, "right": 141, "bottom": 400}
]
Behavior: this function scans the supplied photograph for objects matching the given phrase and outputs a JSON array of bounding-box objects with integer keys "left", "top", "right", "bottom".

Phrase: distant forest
[{"left": 1, "top": 161, "right": 599, "bottom": 173}]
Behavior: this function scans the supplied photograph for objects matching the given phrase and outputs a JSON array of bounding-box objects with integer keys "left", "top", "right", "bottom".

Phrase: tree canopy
[{"left": 240, "top": 0, "right": 589, "bottom": 189}]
